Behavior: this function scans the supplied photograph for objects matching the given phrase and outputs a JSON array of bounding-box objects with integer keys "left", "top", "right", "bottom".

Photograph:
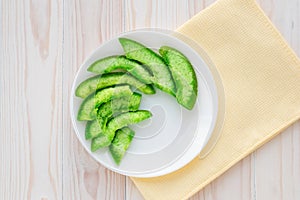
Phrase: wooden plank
[
  {"left": 125, "top": 178, "right": 144, "bottom": 200},
  {"left": 189, "top": 157, "right": 252, "bottom": 200},
  {"left": 257, "top": 0, "right": 300, "bottom": 54},
  {"left": 254, "top": 124, "right": 300, "bottom": 200},
  {"left": 124, "top": 0, "right": 190, "bottom": 31},
  {"left": 62, "top": 0, "right": 126, "bottom": 199},
  {"left": 0, "top": 0, "right": 63, "bottom": 199},
  {"left": 254, "top": 0, "right": 300, "bottom": 199}
]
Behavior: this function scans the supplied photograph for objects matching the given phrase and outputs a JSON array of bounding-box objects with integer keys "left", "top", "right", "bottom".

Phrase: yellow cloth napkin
[{"left": 131, "top": 0, "right": 300, "bottom": 199}]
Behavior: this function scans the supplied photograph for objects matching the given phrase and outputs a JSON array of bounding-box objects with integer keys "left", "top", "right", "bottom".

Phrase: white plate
[{"left": 70, "top": 30, "right": 219, "bottom": 177}]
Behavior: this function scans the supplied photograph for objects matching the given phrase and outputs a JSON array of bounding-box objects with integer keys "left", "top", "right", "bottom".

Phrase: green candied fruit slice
[
  {"left": 91, "top": 110, "right": 152, "bottom": 151},
  {"left": 90, "top": 136, "right": 108, "bottom": 152},
  {"left": 109, "top": 127, "right": 135, "bottom": 165},
  {"left": 77, "top": 85, "right": 132, "bottom": 121},
  {"left": 85, "top": 120, "right": 102, "bottom": 140},
  {"left": 85, "top": 93, "right": 142, "bottom": 140},
  {"left": 98, "top": 92, "right": 142, "bottom": 130},
  {"left": 159, "top": 46, "right": 198, "bottom": 110},
  {"left": 87, "top": 56, "right": 153, "bottom": 84},
  {"left": 119, "top": 38, "right": 176, "bottom": 96},
  {"left": 75, "top": 72, "right": 155, "bottom": 98}
]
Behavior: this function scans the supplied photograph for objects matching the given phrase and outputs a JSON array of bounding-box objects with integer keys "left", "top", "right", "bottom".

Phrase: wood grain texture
[
  {"left": 1, "top": 0, "right": 299, "bottom": 199},
  {"left": 0, "top": 0, "right": 63, "bottom": 199},
  {"left": 62, "top": 1, "right": 126, "bottom": 200}
]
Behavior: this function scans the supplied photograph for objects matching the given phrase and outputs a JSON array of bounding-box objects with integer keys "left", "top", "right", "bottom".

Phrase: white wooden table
[{"left": 1, "top": 0, "right": 299, "bottom": 199}]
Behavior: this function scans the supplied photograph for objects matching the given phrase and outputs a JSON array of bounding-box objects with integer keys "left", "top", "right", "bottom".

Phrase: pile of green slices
[{"left": 76, "top": 38, "right": 198, "bottom": 165}]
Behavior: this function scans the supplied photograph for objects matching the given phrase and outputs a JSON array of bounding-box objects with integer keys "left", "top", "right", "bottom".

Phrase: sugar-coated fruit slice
[
  {"left": 85, "top": 120, "right": 102, "bottom": 140},
  {"left": 77, "top": 85, "right": 132, "bottom": 121},
  {"left": 97, "top": 93, "right": 142, "bottom": 130},
  {"left": 75, "top": 72, "right": 155, "bottom": 98},
  {"left": 85, "top": 93, "right": 142, "bottom": 140},
  {"left": 119, "top": 38, "right": 176, "bottom": 96},
  {"left": 159, "top": 46, "right": 198, "bottom": 110},
  {"left": 109, "top": 127, "right": 135, "bottom": 165},
  {"left": 91, "top": 110, "right": 152, "bottom": 151},
  {"left": 88, "top": 56, "right": 153, "bottom": 84}
]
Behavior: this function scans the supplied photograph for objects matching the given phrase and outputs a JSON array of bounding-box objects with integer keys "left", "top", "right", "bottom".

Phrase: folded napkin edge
[
  {"left": 177, "top": 0, "right": 300, "bottom": 66},
  {"left": 249, "top": 0, "right": 300, "bottom": 65},
  {"left": 182, "top": 112, "right": 300, "bottom": 200}
]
